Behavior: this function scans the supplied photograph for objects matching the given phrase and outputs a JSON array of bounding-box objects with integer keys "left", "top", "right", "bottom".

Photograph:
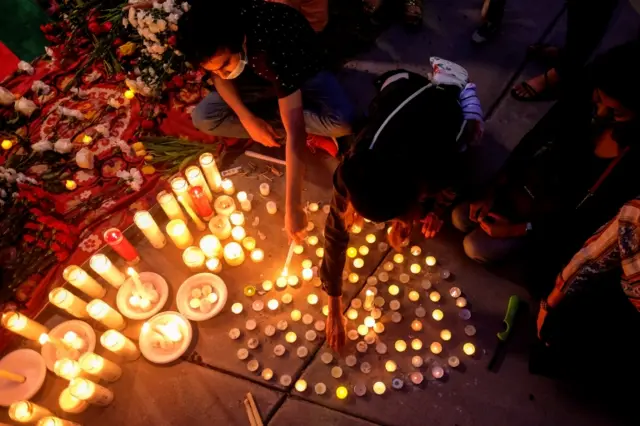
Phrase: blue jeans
[{"left": 192, "top": 71, "right": 354, "bottom": 139}]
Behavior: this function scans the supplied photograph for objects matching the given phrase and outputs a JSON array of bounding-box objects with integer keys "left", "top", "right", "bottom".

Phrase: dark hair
[
  {"left": 591, "top": 41, "right": 640, "bottom": 114},
  {"left": 177, "top": 0, "right": 248, "bottom": 66}
]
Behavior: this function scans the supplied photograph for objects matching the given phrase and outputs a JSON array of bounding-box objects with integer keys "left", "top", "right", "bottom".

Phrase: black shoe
[{"left": 472, "top": 21, "right": 500, "bottom": 44}]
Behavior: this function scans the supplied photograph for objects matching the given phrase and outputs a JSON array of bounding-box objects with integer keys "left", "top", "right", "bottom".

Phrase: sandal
[
  {"left": 526, "top": 43, "right": 561, "bottom": 65},
  {"left": 510, "top": 70, "right": 559, "bottom": 102},
  {"left": 403, "top": 0, "right": 423, "bottom": 32}
]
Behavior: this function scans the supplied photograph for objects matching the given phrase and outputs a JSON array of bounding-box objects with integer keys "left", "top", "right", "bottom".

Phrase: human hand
[
  {"left": 285, "top": 206, "right": 307, "bottom": 244},
  {"left": 241, "top": 115, "right": 280, "bottom": 147},
  {"left": 326, "top": 296, "right": 346, "bottom": 352},
  {"left": 536, "top": 303, "right": 549, "bottom": 341},
  {"left": 421, "top": 212, "right": 443, "bottom": 239},
  {"left": 479, "top": 213, "right": 526, "bottom": 238},
  {"left": 469, "top": 194, "right": 494, "bottom": 223}
]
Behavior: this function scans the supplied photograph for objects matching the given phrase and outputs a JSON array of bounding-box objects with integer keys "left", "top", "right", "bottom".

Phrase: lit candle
[
  {"left": 49, "top": 288, "right": 88, "bottom": 318},
  {"left": 429, "top": 291, "right": 441, "bottom": 302},
  {"left": 410, "top": 245, "right": 422, "bottom": 256},
  {"left": 100, "top": 330, "right": 139, "bottom": 360},
  {"left": 440, "top": 329, "right": 452, "bottom": 341},
  {"left": 213, "top": 195, "right": 236, "bottom": 217},
  {"left": 267, "top": 299, "right": 279, "bottom": 311},
  {"left": 182, "top": 246, "right": 206, "bottom": 270},
  {"left": 425, "top": 256, "right": 437, "bottom": 266},
  {"left": 301, "top": 268, "right": 313, "bottom": 281},
  {"left": 365, "top": 234, "right": 376, "bottom": 244},
  {"left": 240, "top": 200, "right": 252, "bottom": 212},
  {"left": 185, "top": 166, "right": 213, "bottom": 201},
  {"left": 363, "top": 289, "right": 374, "bottom": 310},
  {"left": 54, "top": 359, "right": 87, "bottom": 381},
  {"left": 408, "top": 290, "right": 420, "bottom": 302},
  {"left": 336, "top": 386, "right": 348, "bottom": 400},
  {"left": 295, "top": 380, "right": 307, "bottom": 392},
  {"left": 166, "top": 219, "right": 194, "bottom": 249},
  {"left": 430, "top": 342, "right": 443, "bottom": 354},
  {"left": 221, "top": 179, "right": 234, "bottom": 195},
  {"left": 223, "top": 242, "right": 245, "bottom": 266},
  {"left": 364, "top": 316, "right": 375, "bottom": 328},
  {"left": 348, "top": 273, "right": 359, "bottom": 283},
  {"left": 259, "top": 183, "right": 270, "bottom": 196},
  {"left": 351, "top": 224, "right": 362, "bottom": 234},
  {"left": 353, "top": 258, "right": 364, "bottom": 268},
  {"left": 154, "top": 321, "right": 183, "bottom": 343},
  {"left": 266, "top": 201, "right": 277, "bottom": 214},
  {"left": 79, "top": 352, "right": 121, "bottom": 382},
  {"left": 346, "top": 247, "right": 357, "bottom": 258},
  {"left": 307, "top": 293, "right": 319, "bottom": 305},
  {"left": 316, "top": 248, "right": 324, "bottom": 258},
  {"left": 388, "top": 285, "right": 400, "bottom": 296},
  {"left": 38, "top": 417, "right": 81, "bottom": 426},
  {"left": 62, "top": 265, "right": 105, "bottom": 298},
  {"left": 208, "top": 216, "right": 232, "bottom": 241},
  {"left": 124, "top": 89, "right": 135, "bottom": 99},
  {"left": 276, "top": 277, "right": 288, "bottom": 288},
  {"left": 89, "top": 254, "right": 126, "bottom": 288},
  {"left": 373, "top": 382, "right": 386, "bottom": 395},
  {"left": 463, "top": 343, "right": 476, "bottom": 356},
  {"left": 432, "top": 309, "right": 444, "bottom": 321},
  {"left": 65, "top": 180, "right": 77, "bottom": 191},
  {"left": 449, "top": 287, "right": 462, "bottom": 298},
  {"left": 133, "top": 211, "right": 166, "bottom": 249},
  {"left": 231, "top": 226, "right": 246, "bottom": 242},
  {"left": 231, "top": 303, "right": 243, "bottom": 314},
  {"left": 285, "top": 332, "right": 297, "bottom": 343},
  {"left": 87, "top": 300, "right": 126, "bottom": 330},
  {"left": 1, "top": 312, "right": 48, "bottom": 341},
  {"left": 250, "top": 249, "right": 264, "bottom": 263},
  {"left": 59, "top": 388, "right": 88, "bottom": 414},
  {"left": 411, "top": 319, "right": 423, "bottom": 331},
  {"left": 9, "top": 401, "right": 51, "bottom": 423},
  {"left": 199, "top": 235, "right": 222, "bottom": 258},
  {"left": 103, "top": 228, "right": 139, "bottom": 263},
  {"left": 68, "top": 378, "right": 113, "bottom": 406},
  {"left": 2, "top": 139, "right": 13, "bottom": 150},
  {"left": 178, "top": 195, "right": 206, "bottom": 231},
  {"left": 394, "top": 340, "right": 407, "bottom": 352},
  {"left": 358, "top": 246, "right": 369, "bottom": 256},
  {"left": 393, "top": 253, "right": 404, "bottom": 263},
  {"left": 206, "top": 257, "right": 222, "bottom": 273},
  {"left": 448, "top": 356, "right": 460, "bottom": 367},
  {"left": 411, "top": 338, "right": 423, "bottom": 350},
  {"left": 307, "top": 236, "right": 319, "bottom": 246},
  {"left": 230, "top": 211, "right": 245, "bottom": 226},
  {"left": 410, "top": 263, "right": 422, "bottom": 274},
  {"left": 385, "top": 360, "right": 397, "bottom": 372},
  {"left": 199, "top": 152, "right": 222, "bottom": 192},
  {"left": 456, "top": 297, "right": 468, "bottom": 308},
  {"left": 287, "top": 276, "right": 299, "bottom": 287},
  {"left": 38, "top": 333, "right": 68, "bottom": 353},
  {"left": 157, "top": 190, "right": 187, "bottom": 222},
  {"left": 189, "top": 186, "right": 214, "bottom": 221},
  {"left": 170, "top": 176, "right": 194, "bottom": 210}
]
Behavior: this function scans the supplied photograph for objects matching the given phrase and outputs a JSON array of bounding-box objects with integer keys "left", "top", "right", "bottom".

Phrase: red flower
[
  {"left": 114, "top": 72, "right": 126, "bottom": 81},
  {"left": 171, "top": 75, "right": 185, "bottom": 88},
  {"left": 25, "top": 223, "right": 42, "bottom": 231},
  {"left": 29, "top": 208, "right": 44, "bottom": 217},
  {"left": 40, "top": 24, "right": 47, "bottom": 33},
  {"left": 113, "top": 38, "right": 123, "bottom": 47},
  {"left": 141, "top": 119, "right": 155, "bottom": 130},
  {"left": 23, "top": 235, "right": 36, "bottom": 243},
  {"left": 102, "top": 22, "right": 113, "bottom": 32},
  {"left": 88, "top": 22, "right": 101, "bottom": 34},
  {"left": 167, "top": 35, "right": 177, "bottom": 46},
  {"left": 51, "top": 242, "right": 62, "bottom": 252},
  {"left": 55, "top": 250, "right": 70, "bottom": 262},
  {"left": 36, "top": 241, "right": 47, "bottom": 250},
  {"left": 45, "top": 35, "right": 59, "bottom": 43}
]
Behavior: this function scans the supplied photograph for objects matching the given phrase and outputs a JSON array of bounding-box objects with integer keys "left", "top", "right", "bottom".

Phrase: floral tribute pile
[{"left": 0, "top": 0, "right": 228, "bottom": 351}]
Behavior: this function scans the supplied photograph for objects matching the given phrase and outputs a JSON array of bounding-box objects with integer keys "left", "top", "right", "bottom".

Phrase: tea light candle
[
  {"left": 409, "top": 320, "right": 422, "bottom": 332},
  {"left": 331, "top": 366, "right": 343, "bottom": 378},
  {"left": 230, "top": 211, "right": 245, "bottom": 226},
  {"left": 230, "top": 226, "right": 246, "bottom": 242},
  {"left": 223, "top": 242, "right": 245, "bottom": 266},
  {"left": 412, "top": 355, "right": 424, "bottom": 368},
  {"left": 383, "top": 261, "right": 394, "bottom": 272},
  {"left": 449, "top": 287, "right": 462, "bottom": 298},
  {"left": 434, "top": 365, "right": 448, "bottom": 379},
  {"left": 39, "top": 333, "right": 67, "bottom": 353},
  {"left": 62, "top": 331, "right": 86, "bottom": 351},
  {"left": 287, "top": 275, "right": 299, "bottom": 287},
  {"left": 259, "top": 183, "right": 270, "bottom": 196},
  {"left": 221, "top": 179, "right": 234, "bottom": 195},
  {"left": 346, "top": 309, "right": 358, "bottom": 320},
  {"left": 103, "top": 228, "right": 139, "bottom": 263},
  {"left": 49, "top": 288, "right": 88, "bottom": 318},
  {"left": 415, "top": 307, "right": 426, "bottom": 317},
  {"left": 378, "top": 272, "right": 389, "bottom": 282},
  {"left": 410, "top": 263, "right": 422, "bottom": 274},
  {"left": 395, "top": 340, "right": 407, "bottom": 352},
  {"left": 336, "top": 386, "right": 348, "bottom": 400},
  {"left": 9, "top": 401, "right": 51, "bottom": 423},
  {"left": 429, "top": 291, "right": 441, "bottom": 302},
  {"left": 411, "top": 338, "right": 423, "bottom": 350},
  {"left": 307, "top": 294, "right": 319, "bottom": 305},
  {"left": 213, "top": 195, "right": 236, "bottom": 217},
  {"left": 430, "top": 342, "right": 443, "bottom": 354},
  {"left": 348, "top": 273, "right": 359, "bottom": 283},
  {"left": 408, "top": 290, "right": 420, "bottom": 302},
  {"left": 464, "top": 325, "right": 477, "bottom": 336},
  {"left": 208, "top": 218, "right": 231, "bottom": 243},
  {"left": 165, "top": 219, "right": 194, "bottom": 250},
  {"left": 393, "top": 253, "right": 404, "bottom": 264},
  {"left": 456, "top": 297, "right": 468, "bottom": 308},
  {"left": 261, "top": 368, "right": 273, "bottom": 381},
  {"left": 157, "top": 191, "right": 187, "bottom": 222},
  {"left": 276, "top": 277, "right": 288, "bottom": 288},
  {"left": 231, "top": 303, "right": 243, "bottom": 314},
  {"left": 63, "top": 265, "right": 105, "bottom": 299},
  {"left": 89, "top": 254, "right": 126, "bottom": 288},
  {"left": 298, "top": 268, "right": 312, "bottom": 282},
  {"left": 358, "top": 245, "right": 370, "bottom": 256},
  {"left": 373, "top": 322, "right": 385, "bottom": 334},
  {"left": 54, "top": 359, "right": 86, "bottom": 381},
  {"left": 365, "top": 234, "right": 376, "bottom": 244},
  {"left": 295, "top": 379, "right": 307, "bottom": 392},
  {"left": 206, "top": 258, "right": 222, "bottom": 273},
  {"left": 363, "top": 289, "right": 375, "bottom": 311},
  {"left": 79, "top": 353, "right": 121, "bottom": 382},
  {"left": 38, "top": 417, "right": 81, "bottom": 426},
  {"left": 385, "top": 360, "right": 397, "bottom": 372},
  {"left": 189, "top": 186, "right": 214, "bottom": 221},
  {"left": 199, "top": 152, "right": 222, "bottom": 192},
  {"left": 250, "top": 249, "right": 264, "bottom": 263},
  {"left": 267, "top": 299, "right": 279, "bottom": 310},
  {"left": 373, "top": 382, "right": 386, "bottom": 395},
  {"left": 307, "top": 236, "right": 319, "bottom": 246},
  {"left": 425, "top": 256, "right": 437, "bottom": 266},
  {"left": 266, "top": 201, "right": 277, "bottom": 214},
  {"left": 351, "top": 224, "right": 362, "bottom": 234},
  {"left": 100, "top": 330, "right": 139, "bottom": 360},
  {"left": 448, "top": 356, "right": 460, "bottom": 368},
  {"left": 59, "top": 388, "right": 88, "bottom": 414},
  {"left": 185, "top": 166, "right": 213, "bottom": 201},
  {"left": 2, "top": 312, "right": 48, "bottom": 341},
  {"left": 463, "top": 343, "right": 476, "bottom": 356},
  {"left": 388, "top": 285, "right": 400, "bottom": 296},
  {"left": 69, "top": 378, "right": 114, "bottom": 406},
  {"left": 432, "top": 309, "right": 444, "bottom": 321},
  {"left": 346, "top": 247, "right": 358, "bottom": 259},
  {"left": 87, "top": 300, "right": 126, "bottom": 330},
  {"left": 353, "top": 258, "right": 364, "bottom": 268},
  {"left": 183, "top": 246, "right": 206, "bottom": 270},
  {"left": 285, "top": 332, "right": 297, "bottom": 343},
  {"left": 170, "top": 176, "right": 194, "bottom": 209},
  {"left": 364, "top": 316, "right": 375, "bottom": 328},
  {"left": 199, "top": 235, "right": 222, "bottom": 258},
  {"left": 410, "top": 245, "right": 421, "bottom": 256}
]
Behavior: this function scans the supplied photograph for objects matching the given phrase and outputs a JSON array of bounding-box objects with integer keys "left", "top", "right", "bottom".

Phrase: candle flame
[
  {"left": 281, "top": 267, "right": 288, "bottom": 277},
  {"left": 126, "top": 267, "right": 138, "bottom": 277}
]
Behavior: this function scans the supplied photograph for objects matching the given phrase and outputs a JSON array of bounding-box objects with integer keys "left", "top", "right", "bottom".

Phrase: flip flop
[{"left": 510, "top": 71, "right": 558, "bottom": 102}]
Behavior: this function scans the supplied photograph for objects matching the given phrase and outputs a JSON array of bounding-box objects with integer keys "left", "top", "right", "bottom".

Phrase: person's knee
[
  {"left": 462, "top": 233, "right": 491, "bottom": 264},
  {"left": 451, "top": 203, "right": 472, "bottom": 232},
  {"left": 191, "top": 94, "right": 226, "bottom": 133}
]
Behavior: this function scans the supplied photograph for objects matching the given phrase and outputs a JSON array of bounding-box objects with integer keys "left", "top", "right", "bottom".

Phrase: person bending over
[
  {"left": 452, "top": 41, "right": 640, "bottom": 280},
  {"left": 178, "top": 0, "right": 354, "bottom": 242},
  {"left": 320, "top": 58, "right": 484, "bottom": 351}
]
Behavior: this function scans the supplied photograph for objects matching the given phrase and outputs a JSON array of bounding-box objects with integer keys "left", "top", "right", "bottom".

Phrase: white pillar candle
[
  {"left": 1, "top": 312, "right": 48, "bottom": 341},
  {"left": 166, "top": 219, "right": 194, "bottom": 249},
  {"left": 87, "top": 300, "right": 126, "bottom": 330},
  {"left": 49, "top": 288, "right": 88, "bottom": 318},
  {"left": 54, "top": 359, "right": 90, "bottom": 381},
  {"left": 89, "top": 254, "right": 126, "bottom": 289},
  {"left": 199, "top": 235, "right": 222, "bottom": 258},
  {"left": 236, "top": 191, "right": 248, "bottom": 203},
  {"left": 266, "top": 201, "right": 277, "bottom": 214},
  {"left": 185, "top": 165, "right": 213, "bottom": 202},
  {"left": 63, "top": 265, "right": 105, "bottom": 299},
  {"left": 231, "top": 226, "right": 246, "bottom": 242},
  {"left": 229, "top": 212, "right": 245, "bottom": 227},
  {"left": 182, "top": 246, "right": 206, "bottom": 270},
  {"left": 59, "top": 388, "right": 88, "bottom": 414},
  {"left": 68, "top": 378, "right": 113, "bottom": 406},
  {"left": 240, "top": 200, "right": 252, "bottom": 212},
  {"left": 242, "top": 237, "right": 256, "bottom": 251},
  {"left": 259, "top": 183, "right": 270, "bottom": 196},
  {"left": 221, "top": 179, "right": 234, "bottom": 195},
  {"left": 170, "top": 176, "right": 194, "bottom": 209},
  {"left": 38, "top": 417, "right": 82, "bottom": 426},
  {"left": 209, "top": 215, "right": 232, "bottom": 240},
  {"left": 177, "top": 195, "right": 206, "bottom": 231},
  {"left": 79, "top": 352, "right": 122, "bottom": 382},
  {"left": 157, "top": 190, "right": 187, "bottom": 222},
  {"left": 250, "top": 249, "right": 264, "bottom": 263},
  {"left": 199, "top": 152, "right": 222, "bottom": 192},
  {"left": 9, "top": 401, "right": 51, "bottom": 423},
  {"left": 213, "top": 195, "right": 236, "bottom": 216},
  {"left": 100, "top": 330, "right": 139, "bottom": 360},
  {"left": 223, "top": 242, "right": 245, "bottom": 266},
  {"left": 134, "top": 211, "right": 166, "bottom": 249},
  {"left": 206, "top": 257, "right": 222, "bottom": 273}
]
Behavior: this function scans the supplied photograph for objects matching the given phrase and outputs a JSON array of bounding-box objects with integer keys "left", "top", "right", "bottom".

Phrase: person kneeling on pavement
[{"left": 319, "top": 58, "right": 484, "bottom": 351}]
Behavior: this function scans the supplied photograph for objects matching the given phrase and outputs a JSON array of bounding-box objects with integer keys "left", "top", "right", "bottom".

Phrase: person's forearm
[
  {"left": 213, "top": 76, "right": 252, "bottom": 120},
  {"left": 546, "top": 286, "right": 565, "bottom": 308},
  {"left": 319, "top": 186, "right": 351, "bottom": 297},
  {"left": 285, "top": 121, "right": 306, "bottom": 217}
]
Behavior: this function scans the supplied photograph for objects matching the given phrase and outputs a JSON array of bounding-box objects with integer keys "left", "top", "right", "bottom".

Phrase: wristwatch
[{"left": 525, "top": 222, "right": 533, "bottom": 234}]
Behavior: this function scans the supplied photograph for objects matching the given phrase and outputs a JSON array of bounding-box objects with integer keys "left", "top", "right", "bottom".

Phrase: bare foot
[{"left": 511, "top": 68, "right": 560, "bottom": 100}]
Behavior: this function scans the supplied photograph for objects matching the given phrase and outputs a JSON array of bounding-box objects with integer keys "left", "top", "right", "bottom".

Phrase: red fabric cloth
[{"left": 0, "top": 42, "right": 19, "bottom": 81}]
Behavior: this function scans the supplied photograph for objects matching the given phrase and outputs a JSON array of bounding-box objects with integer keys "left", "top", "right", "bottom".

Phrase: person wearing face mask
[
  {"left": 178, "top": 0, "right": 354, "bottom": 243},
  {"left": 451, "top": 41, "right": 640, "bottom": 282}
]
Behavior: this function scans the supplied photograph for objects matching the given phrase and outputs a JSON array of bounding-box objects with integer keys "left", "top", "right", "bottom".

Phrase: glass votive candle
[
  {"left": 89, "top": 254, "right": 126, "bottom": 289},
  {"left": 200, "top": 235, "right": 222, "bottom": 258},
  {"left": 353, "top": 258, "right": 364, "bottom": 269},
  {"left": 463, "top": 343, "right": 476, "bottom": 356},
  {"left": 410, "top": 263, "right": 422, "bottom": 274},
  {"left": 223, "top": 242, "right": 245, "bottom": 266},
  {"left": 430, "top": 342, "right": 443, "bottom": 354},
  {"left": 365, "top": 234, "right": 376, "bottom": 244},
  {"left": 157, "top": 190, "right": 187, "bottom": 222},
  {"left": 231, "top": 226, "right": 246, "bottom": 242},
  {"left": 432, "top": 309, "right": 444, "bottom": 321},
  {"left": 221, "top": 179, "right": 234, "bottom": 195},
  {"left": 182, "top": 246, "right": 206, "bottom": 270},
  {"left": 440, "top": 329, "right": 452, "bottom": 341},
  {"left": 425, "top": 256, "right": 437, "bottom": 266},
  {"left": 166, "top": 219, "right": 194, "bottom": 250},
  {"left": 230, "top": 211, "right": 245, "bottom": 226},
  {"left": 394, "top": 340, "right": 407, "bottom": 352},
  {"left": 429, "top": 291, "right": 441, "bottom": 302},
  {"left": 250, "top": 249, "right": 264, "bottom": 263},
  {"left": 213, "top": 195, "right": 236, "bottom": 216},
  {"left": 103, "top": 228, "right": 139, "bottom": 263}
]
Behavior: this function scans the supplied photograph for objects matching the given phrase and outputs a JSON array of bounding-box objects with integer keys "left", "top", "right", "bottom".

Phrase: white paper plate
[
  {"left": 139, "top": 312, "right": 192, "bottom": 364},
  {"left": 0, "top": 349, "right": 46, "bottom": 406},
  {"left": 117, "top": 272, "right": 169, "bottom": 320},
  {"left": 176, "top": 273, "right": 228, "bottom": 321},
  {"left": 41, "top": 320, "right": 96, "bottom": 372}
]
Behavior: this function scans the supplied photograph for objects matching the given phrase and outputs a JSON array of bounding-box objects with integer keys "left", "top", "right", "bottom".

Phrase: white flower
[
  {"left": 54, "top": 138, "right": 73, "bottom": 154},
  {"left": 153, "top": 1, "right": 162, "bottom": 9},
  {"left": 84, "top": 70, "right": 102, "bottom": 83},
  {"left": 128, "top": 8, "right": 138, "bottom": 27},
  {"left": 58, "top": 106, "right": 85, "bottom": 120},
  {"left": 79, "top": 190, "right": 92, "bottom": 200},
  {"left": 157, "top": 19, "right": 167, "bottom": 31},
  {"left": 116, "top": 169, "right": 131, "bottom": 180},
  {"left": 0, "top": 87, "right": 14, "bottom": 105},
  {"left": 95, "top": 124, "right": 109, "bottom": 136},
  {"left": 15, "top": 97, "right": 38, "bottom": 117},
  {"left": 181, "top": 2, "right": 190, "bottom": 12},
  {"left": 70, "top": 87, "right": 88, "bottom": 98},
  {"left": 163, "top": 0, "right": 175, "bottom": 13},
  {"left": 18, "top": 61, "right": 34, "bottom": 75},
  {"left": 167, "top": 13, "right": 180, "bottom": 24},
  {"left": 31, "top": 80, "right": 51, "bottom": 94},
  {"left": 114, "top": 139, "right": 132, "bottom": 156},
  {"left": 31, "top": 140, "right": 53, "bottom": 152},
  {"left": 118, "top": 168, "right": 143, "bottom": 191},
  {"left": 79, "top": 234, "right": 101, "bottom": 253},
  {"left": 45, "top": 47, "right": 55, "bottom": 58},
  {"left": 101, "top": 199, "right": 116, "bottom": 210},
  {"left": 76, "top": 170, "right": 93, "bottom": 183},
  {"left": 16, "top": 173, "right": 37, "bottom": 185},
  {"left": 122, "top": 17, "right": 129, "bottom": 28},
  {"left": 0, "top": 189, "right": 6, "bottom": 198},
  {"left": 76, "top": 148, "right": 94, "bottom": 169},
  {"left": 108, "top": 98, "right": 122, "bottom": 109}
]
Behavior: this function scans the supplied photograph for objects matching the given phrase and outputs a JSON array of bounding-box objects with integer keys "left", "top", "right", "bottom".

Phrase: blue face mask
[{"left": 224, "top": 52, "right": 247, "bottom": 80}]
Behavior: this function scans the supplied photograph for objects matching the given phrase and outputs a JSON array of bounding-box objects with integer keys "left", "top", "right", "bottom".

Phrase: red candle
[
  {"left": 189, "top": 186, "right": 214, "bottom": 220},
  {"left": 103, "top": 228, "right": 140, "bottom": 264}
]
